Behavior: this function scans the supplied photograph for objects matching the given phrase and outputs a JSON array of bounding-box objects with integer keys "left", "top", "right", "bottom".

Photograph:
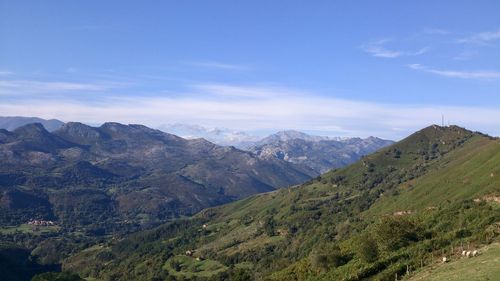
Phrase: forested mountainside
[{"left": 60, "top": 125, "right": 499, "bottom": 281}]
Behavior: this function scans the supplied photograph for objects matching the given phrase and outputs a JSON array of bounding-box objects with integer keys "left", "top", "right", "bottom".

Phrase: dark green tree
[
  {"left": 374, "top": 216, "right": 421, "bottom": 251},
  {"left": 355, "top": 235, "right": 379, "bottom": 263},
  {"left": 263, "top": 217, "right": 276, "bottom": 236}
]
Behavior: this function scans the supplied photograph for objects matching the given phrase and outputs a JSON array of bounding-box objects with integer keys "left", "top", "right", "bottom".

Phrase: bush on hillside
[
  {"left": 354, "top": 234, "right": 379, "bottom": 263},
  {"left": 374, "top": 216, "right": 422, "bottom": 252},
  {"left": 309, "top": 244, "right": 347, "bottom": 272},
  {"left": 263, "top": 217, "right": 276, "bottom": 236}
]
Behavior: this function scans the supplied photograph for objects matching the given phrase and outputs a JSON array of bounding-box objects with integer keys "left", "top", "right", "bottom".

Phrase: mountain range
[
  {"left": 1, "top": 117, "right": 394, "bottom": 175},
  {"left": 56, "top": 125, "right": 499, "bottom": 281},
  {"left": 0, "top": 122, "right": 315, "bottom": 234},
  {"left": 249, "top": 130, "right": 394, "bottom": 174},
  {"left": 133, "top": 126, "right": 394, "bottom": 175},
  {"left": 1, "top": 119, "right": 497, "bottom": 281}
]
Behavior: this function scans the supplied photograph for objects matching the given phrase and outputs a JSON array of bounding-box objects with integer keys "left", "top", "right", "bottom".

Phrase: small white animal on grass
[
  {"left": 461, "top": 250, "right": 467, "bottom": 256},
  {"left": 466, "top": 251, "right": 471, "bottom": 257},
  {"left": 472, "top": 250, "right": 479, "bottom": 257},
  {"left": 442, "top": 257, "right": 448, "bottom": 263}
]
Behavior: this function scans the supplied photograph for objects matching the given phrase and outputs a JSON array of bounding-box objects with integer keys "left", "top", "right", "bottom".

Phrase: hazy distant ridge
[{"left": 0, "top": 116, "right": 64, "bottom": 131}]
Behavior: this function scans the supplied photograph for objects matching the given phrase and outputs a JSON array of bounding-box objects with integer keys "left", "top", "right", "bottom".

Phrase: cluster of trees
[{"left": 354, "top": 216, "right": 423, "bottom": 263}]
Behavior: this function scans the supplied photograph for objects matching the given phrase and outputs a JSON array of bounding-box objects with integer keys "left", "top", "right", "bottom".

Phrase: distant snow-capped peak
[{"left": 156, "top": 123, "right": 260, "bottom": 147}]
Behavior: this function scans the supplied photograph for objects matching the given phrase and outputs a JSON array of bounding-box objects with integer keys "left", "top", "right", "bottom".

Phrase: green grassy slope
[
  {"left": 162, "top": 255, "right": 228, "bottom": 279},
  {"left": 407, "top": 242, "right": 500, "bottom": 281},
  {"left": 62, "top": 125, "right": 500, "bottom": 281},
  {"left": 366, "top": 135, "right": 500, "bottom": 216}
]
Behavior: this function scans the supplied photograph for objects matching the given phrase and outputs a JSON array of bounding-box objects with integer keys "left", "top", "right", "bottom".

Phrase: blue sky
[{"left": 1, "top": 0, "right": 500, "bottom": 139}]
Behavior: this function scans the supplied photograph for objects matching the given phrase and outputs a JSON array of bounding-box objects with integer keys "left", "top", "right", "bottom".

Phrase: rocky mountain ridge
[{"left": 249, "top": 131, "right": 394, "bottom": 173}]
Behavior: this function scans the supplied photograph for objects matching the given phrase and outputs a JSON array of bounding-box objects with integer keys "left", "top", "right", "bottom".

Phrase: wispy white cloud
[
  {"left": 0, "top": 79, "right": 124, "bottom": 95},
  {"left": 0, "top": 71, "right": 13, "bottom": 76},
  {"left": 413, "top": 47, "right": 430, "bottom": 55},
  {"left": 362, "top": 39, "right": 429, "bottom": 58},
  {"left": 186, "top": 61, "right": 249, "bottom": 70},
  {"left": 1, "top": 84, "right": 499, "bottom": 139},
  {"left": 362, "top": 39, "right": 402, "bottom": 58},
  {"left": 408, "top": 64, "right": 500, "bottom": 79},
  {"left": 457, "top": 30, "right": 500, "bottom": 44},
  {"left": 191, "top": 83, "right": 296, "bottom": 98}
]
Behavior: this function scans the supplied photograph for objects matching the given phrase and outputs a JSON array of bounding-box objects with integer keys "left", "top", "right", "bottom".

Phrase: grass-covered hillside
[
  {"left": 407, "top": 242, "right": 500, "bottom": 281},
  {"left": 61, "top": 125, "right": 500, "bottom": 281}
]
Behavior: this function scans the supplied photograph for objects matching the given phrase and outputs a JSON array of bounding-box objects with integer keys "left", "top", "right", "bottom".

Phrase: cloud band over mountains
[{"left": 1, "top": 82, "right": 499, "bottom": 139}]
